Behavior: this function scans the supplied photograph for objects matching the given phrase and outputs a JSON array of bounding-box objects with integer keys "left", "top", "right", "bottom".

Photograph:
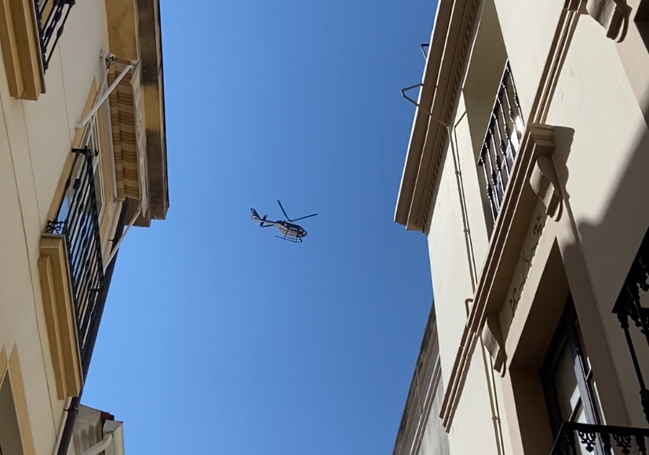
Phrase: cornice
[{"left": 395, "top": 0, "right": 482, "bottom": 232}]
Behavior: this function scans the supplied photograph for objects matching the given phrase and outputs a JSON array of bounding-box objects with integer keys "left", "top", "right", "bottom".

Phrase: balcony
[
  {"left": 34, "top": 0, "right": 75, "bottom": 72},
  {"left": 0, "top": 0, "right": 73, "bottom": 99},
  {"left": 551, "top": 422, "right": 649, "bottom": 455},
  {"left": 38, "top": 148, "right": 105, "bottom": 399},
  {"left": 477, "top": 61, "right": 525, "bottom": 223},
  {"left": 614, "top": 225, "right": 649, "bottom": 425}
]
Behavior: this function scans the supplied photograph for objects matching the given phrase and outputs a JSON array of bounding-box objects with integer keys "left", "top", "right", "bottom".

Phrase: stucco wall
[
  {"left": 445, "top": 345, "right": 503, "bottom": 455},
  {"left": 28, "top": 0, "right": 112, "bottom": 226},
  {"left": 427, "top": 134, "right": 476, "bottom": 388},
  {"left": 422, "top": 0, "right": 649, "bottom": 450},
  {"left": 492, "top": 0, "right": 564, "bottom": 122},
  {"left": 546, "top": 15, "right": 649, "bottom": 427},
  {"left": 426, "top": 88, "right": 509, "bottom": 454},
  {"left": 0, "top": 69, "right": 61, "bottom": 455}
]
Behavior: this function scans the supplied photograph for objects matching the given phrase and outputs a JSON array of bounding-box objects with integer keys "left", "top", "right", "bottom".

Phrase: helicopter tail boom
[{"left": 250, "top": 208, "right": 268, "bottom": 226}]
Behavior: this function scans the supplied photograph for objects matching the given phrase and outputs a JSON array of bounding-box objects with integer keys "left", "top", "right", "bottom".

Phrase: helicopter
[{"left": 250, "top": 200, "right": 317, "bottom": 243}]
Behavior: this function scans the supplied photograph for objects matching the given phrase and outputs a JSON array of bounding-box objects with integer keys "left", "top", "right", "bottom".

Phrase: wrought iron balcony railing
[
  {"left": 45, "top": 148, "right": 104, "bottom": 368},
  {"left": 614, "top": 226, "right": 649, "bottom": 425},
  {"left": 477, "top": 61, "right": 524, "bottom": 223},
  {"left": 551, "top": 422, "right": 649, "bottom": 455},
  {"left": 33, "top": 0, "right": 75, "bottom": 72}
]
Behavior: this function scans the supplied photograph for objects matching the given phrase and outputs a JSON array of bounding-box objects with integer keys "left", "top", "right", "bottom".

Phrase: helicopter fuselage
[
  {"left": 264, "top": 220, "right": 307, "bottom": 239},
  {"left": 250, "top": 205, "right": 314, "bottom": 243}
]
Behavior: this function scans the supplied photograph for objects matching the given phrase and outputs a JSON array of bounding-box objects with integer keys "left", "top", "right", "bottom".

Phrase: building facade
[
  {"left": 0, "top": 0, "right": 167, "bottom": 454},
  {"left": 394, "top": 0, "right": 649, "bottom": 453},
  {"left": 68, "top": 406, "right": 125, "bottom": 455}
]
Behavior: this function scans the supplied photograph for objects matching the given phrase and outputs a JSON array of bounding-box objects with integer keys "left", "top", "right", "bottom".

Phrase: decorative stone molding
[
  {"left": 0, "top": 0, "right": 44, "bottom": 99},
  {"left": 481, "top": 314, "right": 506, "bottom": 375},
  {"left": 586, "top": 0, "right": 631, "bottom": 42},
  {"left": 394, "top": 0, "right": 482, "bottom": 231},
  {"left": 38, "top": 235, "right": 83, "bottom": 399},
  {"left": 528, "top": 128, "right": 563, "bottom": 220},
  {"left": 441, "top": 124, "right": 561, "bottom": 429}
]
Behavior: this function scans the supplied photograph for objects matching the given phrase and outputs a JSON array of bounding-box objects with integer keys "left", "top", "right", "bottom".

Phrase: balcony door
[{"left": 541, "top": 298, "right": 603, "bottom": 454}]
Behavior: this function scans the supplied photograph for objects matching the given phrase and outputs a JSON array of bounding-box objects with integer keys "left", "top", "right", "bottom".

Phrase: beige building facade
[
  {"left": 0, "top": 0, "right": 167, "bottom": 454},
  {"left": 394, "top": 0, "right": 649, "bottom": 453}
]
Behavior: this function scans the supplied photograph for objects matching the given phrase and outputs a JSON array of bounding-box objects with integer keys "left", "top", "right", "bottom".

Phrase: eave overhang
[
  {"left": 105, "top": 0, "right": 168, "bottom": 227},
  {"left": 395, "top": 0, "right": 482, "bottom": 232},
  {"left": 136, "top": 0, "right": 168, "bottom": 225}
]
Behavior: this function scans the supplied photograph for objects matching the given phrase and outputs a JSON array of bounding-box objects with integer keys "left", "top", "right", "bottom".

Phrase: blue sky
[{"left": 83, "top": 0, "right": 436, "bottom": 453}]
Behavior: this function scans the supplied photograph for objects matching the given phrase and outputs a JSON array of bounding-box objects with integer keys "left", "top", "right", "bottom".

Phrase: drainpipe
[
  {"left": 402, "top": 0, "right": 507, "bottom": 452},
  {"left": 54, "top": 200, "right": 129, "bottom": 455},
  {"left": 77, "top": 431, "right": 114, "bottom": 455}
]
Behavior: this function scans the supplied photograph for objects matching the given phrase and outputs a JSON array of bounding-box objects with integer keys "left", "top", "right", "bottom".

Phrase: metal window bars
[
  {"left": 33, "top": 0, "right": 75, "bottom": 72},
  {"left": 477, "top": 61, "right": 524, "bottom": 223},
  {"left": 45, "top": 148, "right": 104, "bottom": 368},
  {"left": 551, "top": 422, "right": 649, "bottom": 455}
]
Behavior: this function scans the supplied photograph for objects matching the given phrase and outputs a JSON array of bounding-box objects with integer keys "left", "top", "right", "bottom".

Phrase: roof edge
[{"left": 395, "top": 0, "right": 481, "bottom": 231}]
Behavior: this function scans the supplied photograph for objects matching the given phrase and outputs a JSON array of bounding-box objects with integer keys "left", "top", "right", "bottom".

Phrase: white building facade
[
  {"left": 394, "top": 0, "right": 649, "bottom": 453},
  {"left": 0, "top": 0, "right": 167, "bottom": 454}
]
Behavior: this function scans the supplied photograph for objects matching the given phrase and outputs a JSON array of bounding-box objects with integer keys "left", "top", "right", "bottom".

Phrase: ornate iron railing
[
  {"left": 551, "top": 422, "right": 649, "bottom": 455},
  {"left": 477, "top": 61, "right": 524, "bottom": 223},
  {"left": 33, "top": 0, "right": 75, "bottom": 72},
  {"left": 613, "top": 227, "right": 649, "bottom": 424},
  {"left": 45, "top": 148, "right": 104, "bottom": 368}
]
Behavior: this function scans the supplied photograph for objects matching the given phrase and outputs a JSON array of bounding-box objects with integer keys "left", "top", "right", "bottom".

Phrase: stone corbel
[
  {"left": 528, "top": 125, "right": 563, "bottom": 221},
  {"left": 481, "top": 314, "right": 507, "bottom": 376},
  {"left": 585, "top": 0, "right": 632, "bottom": 42}
]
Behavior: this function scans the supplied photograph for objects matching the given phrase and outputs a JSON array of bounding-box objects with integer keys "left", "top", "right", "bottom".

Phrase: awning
[{"left": 107, "top": 60, "right": 144, "bottom": 205}]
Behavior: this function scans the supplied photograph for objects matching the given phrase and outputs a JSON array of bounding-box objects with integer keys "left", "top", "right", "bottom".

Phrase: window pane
[{"left": 554, "top": 343, "right": 580, "bottom": 422}]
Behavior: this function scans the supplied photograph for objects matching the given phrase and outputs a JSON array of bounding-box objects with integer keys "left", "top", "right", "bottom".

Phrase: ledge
[
  {"left": 37, "top": 235, "right": 82, "bottom": 400},
  {"left": 0, "top": 0, "right": 44, "bottom": 100}
]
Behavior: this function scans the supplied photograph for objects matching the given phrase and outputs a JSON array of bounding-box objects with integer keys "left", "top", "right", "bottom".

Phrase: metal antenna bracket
[
  {"left": 421, "top": 43, "right": 429, "bottom": 59},
  {"left": 400, "top": 83, "right": 451, "bottom": 129}
]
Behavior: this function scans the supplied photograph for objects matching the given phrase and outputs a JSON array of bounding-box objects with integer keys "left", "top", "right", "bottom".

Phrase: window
[
  {"left": 475, "top": 61, "right": 524, "bottom": 225},
  {"left": 80, "top": 114, "right": 105, "bottom": 219},
  {"left": 541, "top": 298, "right": 604, "bottom": 454},
  {"left": 0, "top": 376, "right": 24, "bottom": 455}
]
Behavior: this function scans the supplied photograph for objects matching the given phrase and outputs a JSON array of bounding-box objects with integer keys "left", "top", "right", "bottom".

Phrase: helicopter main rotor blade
[
  {"left": 290, "top": 213, "right": 318, "bottom": 222},
  {"left": 277, "top": 200, "right": 290, "bottom": 221}
]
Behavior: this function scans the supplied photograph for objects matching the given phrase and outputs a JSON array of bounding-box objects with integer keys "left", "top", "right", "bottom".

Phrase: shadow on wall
[{"left": 553, "top": 116, "right": 649, "bottom": 427}]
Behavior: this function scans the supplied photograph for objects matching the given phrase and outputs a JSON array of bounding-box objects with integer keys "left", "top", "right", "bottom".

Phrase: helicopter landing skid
[{"left": 276, "top": 235, "right": 302, "bottom": 243}]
